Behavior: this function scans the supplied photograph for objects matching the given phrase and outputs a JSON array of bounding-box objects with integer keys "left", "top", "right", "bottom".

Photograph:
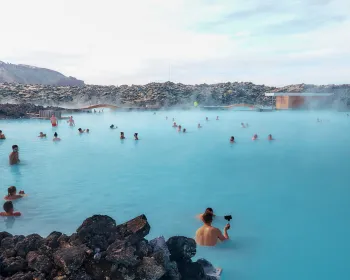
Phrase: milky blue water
[{"left": 0, "top": 110, "right": 350, "bottom": 280}]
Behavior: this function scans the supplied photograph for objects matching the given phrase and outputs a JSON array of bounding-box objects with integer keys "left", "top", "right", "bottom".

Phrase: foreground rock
[
  {"left": 0, "top": 215, "right": 218, "bottom": 280},
  {"left": 1, "top": 82, "right": 349, "bottom": 109}
]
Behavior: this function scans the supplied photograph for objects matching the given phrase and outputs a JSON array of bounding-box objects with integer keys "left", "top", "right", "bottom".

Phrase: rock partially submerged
[{"left": 0, "top": 215, "right": 218, "bottom": 280}]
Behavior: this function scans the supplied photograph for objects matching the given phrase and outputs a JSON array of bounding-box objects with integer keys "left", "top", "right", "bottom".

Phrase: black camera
[{"left": 224, "top": 215, "right": 232, "bottom": 222}]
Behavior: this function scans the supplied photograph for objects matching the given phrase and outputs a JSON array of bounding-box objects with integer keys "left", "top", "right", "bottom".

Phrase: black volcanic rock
[
  {"left": 26, "top": 251, "right": 53, "bottom": 273},
  {"left": 53, "top": 245, "right": 87, "bottom": 274},
  {"left": 1, "top": 81, "right": 349, "bottom": 109},
  {"left": 0, "top": 103, "right": 63, "bottom": 119},
  {"left": 166, "top": 236, "right": 196, "bottom": 262},
  {"left": 0, "top": 215, "right": 217, "bottom": 280}
]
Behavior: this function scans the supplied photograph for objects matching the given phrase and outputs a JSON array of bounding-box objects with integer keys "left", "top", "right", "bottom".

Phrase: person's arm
[
  {"left": 217, "top": 224, "right": 230, "bottom": 241},
  {"left": 9, "top": 153, "right": 14, "bottom": 164},
  {"left": 196, "top": 214, "right": 203, "bottom": 221}
]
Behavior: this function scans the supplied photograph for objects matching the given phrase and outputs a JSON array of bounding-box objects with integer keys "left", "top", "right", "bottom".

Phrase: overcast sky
[{"left": 1, "top": 0, "right": 349, "bottom": 85}]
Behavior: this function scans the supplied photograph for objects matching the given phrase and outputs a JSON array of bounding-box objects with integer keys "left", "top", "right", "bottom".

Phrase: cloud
[
  {"left": 259, "top": 14, "right": 348, "bottom": 35},
  {"left": 0, "top": 0, "right": 349, "bottom": 85}
]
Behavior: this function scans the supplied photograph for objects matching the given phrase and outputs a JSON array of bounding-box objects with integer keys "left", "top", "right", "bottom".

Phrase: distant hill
[{"left": 0, "top": 61, "right": 84, "bottom": 86}]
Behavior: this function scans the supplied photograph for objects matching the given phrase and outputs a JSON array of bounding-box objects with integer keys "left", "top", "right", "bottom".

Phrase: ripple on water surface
[{"left": 1, "top": 111, "right": 350, "bottom": 280}]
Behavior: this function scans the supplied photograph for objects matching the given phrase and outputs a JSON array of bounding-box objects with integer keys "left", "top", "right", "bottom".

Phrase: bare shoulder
[{"left": 213, "top": 226, "right": 223, "bottom": 235}]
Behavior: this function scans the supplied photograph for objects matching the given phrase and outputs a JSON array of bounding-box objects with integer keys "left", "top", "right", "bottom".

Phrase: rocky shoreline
[
  {"left": 1, "top": 82, "right": 349, "bottom": 110},
  {"left": 0, "top": 104, "right": 64, "bottom": 119},
  {"left": 0, "top": 215, "right": 219, "bottom": 280}
]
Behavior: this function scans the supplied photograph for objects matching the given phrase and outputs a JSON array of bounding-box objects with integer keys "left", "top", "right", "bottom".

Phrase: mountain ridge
[{"left": 0, "top": 61, "right": 84, "bottom": 86}]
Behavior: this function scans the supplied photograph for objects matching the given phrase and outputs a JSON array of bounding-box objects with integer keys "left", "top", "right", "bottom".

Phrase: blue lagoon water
[{"left": 1, "top": 110, "right": 350, "bottom": 280}]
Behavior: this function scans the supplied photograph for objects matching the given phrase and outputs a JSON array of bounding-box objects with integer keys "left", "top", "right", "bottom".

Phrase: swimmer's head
[
  {"left": 134, "top": 133, "right": 138, "bottom": 137},
  {"left": 110, "top": 125, "right": 114, "bottom": 128},
  {"left": 86, "top": 129, "right": 90, "bottom": 133},
  {"left": 54, "top": 132, "right": 58, "bottom": 137},
  {"left": 230, "top": 136, "right": 234, "bottom": 141},
  {"left": 12, "top": 145, "right": 18, "bottom": 152},
  {"left": 3, "top": 201, "right": 14, "bottom": 213},
  {"left": 202, "top": 212, "right": 213, "bottom": 224},
  {"left": 183, "top": 128, "right": 186, "bottom": 132},
  {"left": 8, "top": 186, "right": 16, "bottom": 196},
  {"left": 0, "top": 130, "right": 2, "bottom": 133},
  {"left": 121, "top": 132, "right": 124, "bottom": 136},
  {"left": 205, "top": 207, "right": 214, "bottom": 214},
  {"left": 78, "top": 128, "right": 82, "bottom": 131}
]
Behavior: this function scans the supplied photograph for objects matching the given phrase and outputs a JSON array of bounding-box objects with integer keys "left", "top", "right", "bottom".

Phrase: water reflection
[
  {"left": 5, "top": 216, "right": 16, "bottom": 229},
  {"left": 10, "top": 165, "right": 22, "bottom": 185}
]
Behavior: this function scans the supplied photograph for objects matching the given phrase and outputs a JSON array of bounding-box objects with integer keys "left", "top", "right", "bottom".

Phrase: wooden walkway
[
  {"left": 226, "top": 103, "right": 256, "bottom": 109},
  {"left": 78, "top": 104, "right": 119, "bottom": 110}
]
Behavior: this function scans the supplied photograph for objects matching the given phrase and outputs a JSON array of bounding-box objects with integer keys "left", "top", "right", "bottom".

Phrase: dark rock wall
[{"left": 1, "top": 82, "right": 349, "bottom": 109}]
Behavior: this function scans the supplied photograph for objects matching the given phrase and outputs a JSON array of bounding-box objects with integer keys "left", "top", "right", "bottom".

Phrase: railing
[{"left": 78, "top": 104, "right": 119, "bottom": 109}]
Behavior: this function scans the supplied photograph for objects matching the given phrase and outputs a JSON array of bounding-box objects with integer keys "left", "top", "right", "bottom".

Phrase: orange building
[{"left": 265, "top": 93, "right": 333, "bottom": 109}]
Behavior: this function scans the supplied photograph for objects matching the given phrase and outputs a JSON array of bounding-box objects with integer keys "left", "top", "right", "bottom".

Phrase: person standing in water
[
  {"left": 0, "top": 201, "right": 21, "bottom": 217},
  {"left": 9, "top": 145, "right": 20, "bottom": 165},
  {"left": 4, "top": 186, "right": 25, "bottom": 200},
  {"left": 0, "top": 130, "right": 6, "bottom": 139},
  {"left": 53, "top": 132, "right": 61, "bottom": 141},
  {"left": 198, "top": 123, "right": 202, "bottom": 128},
  {"left": 252, "top": 134, "right": 258, "bottom": 140},
  {"left": 120, "top": 132, "right": 125, "bottom": 139},
  {"left": 196, "top": 207, "right": 215, "bottom": 222},
  {"left": 230, "top": 136, "right": 235, "bottom": 143},
  {"left": 195, "top": 212, "right": 230, "bottom": 246},
  {"left": 178, "top": 125, "right": 182, "bottom": 132},
  {"left": 268, "top": 134, "right": 274, "bottom": 140},
  {"left": 134, "top": 133, "right": 139, "bottom": 140},
  {"left": 216, "top": 116, "right": 219, "bottom": 120},
  {"left": 50, "top": 114, "right": 58, "bottom": 127},
  {"left": 67, "top": 116, "right": 75, "bottom": 126}
]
